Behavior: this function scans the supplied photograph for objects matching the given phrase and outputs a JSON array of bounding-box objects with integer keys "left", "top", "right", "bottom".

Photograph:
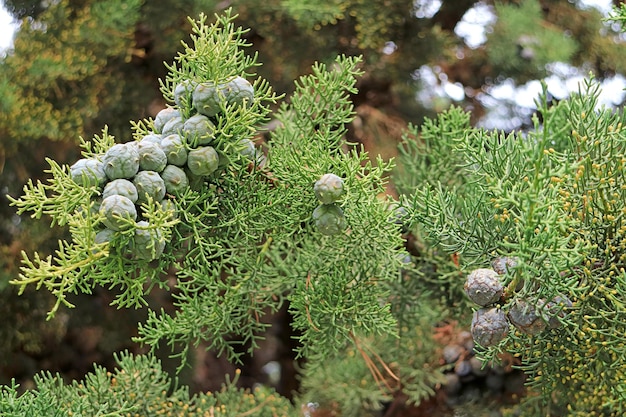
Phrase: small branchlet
[
  {"left": 397, "top": 77, "right": 626, "bottom": 415},
  {"left": 7, "top": 12, "right": 413, "bottom": 395}
]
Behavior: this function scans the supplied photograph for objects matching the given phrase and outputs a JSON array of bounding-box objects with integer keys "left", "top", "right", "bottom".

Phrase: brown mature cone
[
  {"left": 507, "top": 299, "right": 547, "bottom": 335},
  {"left": 464, "top": 268, "right": 503, "bottom": 306},
  {"left": 545, "top": 294, "right": 573, "bottom": 329},
  {"left": 471, "top": 307, "right": 509, "bottom": 347},
  {"left": 491, "top": 256, "right": 519, "bottom": 275}
]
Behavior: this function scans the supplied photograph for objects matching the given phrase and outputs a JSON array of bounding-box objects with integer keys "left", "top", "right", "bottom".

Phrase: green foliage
[
  {"left": 296, "top": 273, "right": 447, "bottom": 416},
  {"left": 607, "top": 2, "right": 626, "bottom": 30},
  {"left": 7, "top": 10, "right": 421, "bottom": 396},
  {"left": 548, "top": 2, "right": 626, "bottom": 79},
  {"left": 281, "top": 0, "right": 426, "bottom": 57},
  {"left": 260, "top": 55, "right": 405, "bottom": 360},
  {"left": 10, "top": 127, "right": 116, "bottom": 227},
  {"left": 0, "top": 0, "right": 142, "bottom": 151},
  {"left": 488, "top": 0, "right": 577, "bottom": 82},
  {"left": 0, "top": 351, "right": 297, "bottom": 416},
  {"left": 2, "top": 0, "right": 624, "bottom": 163},
  {"left": 3, "top": 9, "right": 452, "bottom": 413},
  {"left": 7, "top": 3, "right": 626, "bottom": 415},
  {"left": 8, "top": 127, "right": 177, "bottom": 316},
  {"left": 280, "top": 0, "right": 345, "bottom": 28},
  {"left": 239, "top": 0, "right": 454, "bottom": 101},
  {"left": 395, "top": 108, "right": 476, "bottom": 313},
  {"left": 398, "top": 78, "right": 626, "bottom": 414}
]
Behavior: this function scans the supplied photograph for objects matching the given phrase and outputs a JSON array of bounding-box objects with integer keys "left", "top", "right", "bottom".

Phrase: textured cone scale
[
  {"left": 193, "top": 82, "right": 224, "bottom": 117},
  {"left": 102, "top": 179, "right": 139, "bottom": 203},
  {"left": 471, "top": 308, "right": 509, "bottom": 347},
  {"left": 491, "top": 256, "right": 519, "bottom": 275},
  {"left": 94, "top": 228, "right": 115, "bottom": 246},
  {"left": 314, "top": 173, "right": 345, "bottom": 204},
  {"left": 237, "top": 138, "right": 256, "bottom": 160},
  {"left": 193, "top": 76, "right": 254, "bottom": 117},
  {"left": 131, "top": 220, "right": 165, "bottom": 261},
  {"left": 153, "top": 108, "right": 180, "bottom": 134},
  {"left": 133, "top": 171, "right": 166, "bottom": 205},
  {"left": 160, "top": 134, "right": 188, "bottom": 167},
  {"left": 545, "top": 294, "right": 573, "bottom": 329},
  {"left": 182, "top": 114, "right": 216, "bottom": 147},
  {"left": 70, "top": 158, "right": 107, "bottom": 187},
  {"left": 161, "top": 165, "right": 189, "bottom": 195},
  {"left": 161, "top": 116, "right": 184, "bottom": 137},
  {"left": 187, "top": 146, "right": 219, "bottom": 176},
  {"left": 92, "top": 228, "right": 116, "bottom": 255},
  {"left": 99, "top": 195, "right": 137, "bottom": 231},
  {"left": 137, "top": 141, "right": 167, "bottom": 173},
  {"left": 102, "top": 143, "right": 140, "bottom": 180},
  {"left": 464, "top": 268, "right": 503, "bottom": 306},
  {"left": 174, "top": 80, "right": 198, "bottom": 108},
  {"left": 140, "top": 133, "right": 162, "bottom": 145},
  {"left": 312, "top": 204, "right": 347, "bottom": 235},
  {"left": 507, "top": 299, "right": 547, "bottom": 335},
  {"left": 159, "top": 199, "right": 178, "bottom": 220},
  {"left": 225, "top": 76, "right": 254, "bottom": 107}
]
